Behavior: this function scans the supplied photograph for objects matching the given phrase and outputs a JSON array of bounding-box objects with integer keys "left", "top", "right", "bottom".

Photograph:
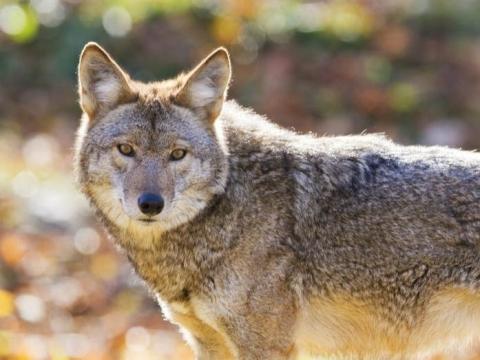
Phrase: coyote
[{"left": 75, "top": 42, "right": 480, "bottom": 359}]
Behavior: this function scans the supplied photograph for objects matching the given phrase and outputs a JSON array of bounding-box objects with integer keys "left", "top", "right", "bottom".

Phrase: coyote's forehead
[{"left": 90, "top": 98, "right": 216, "bottom": 153}]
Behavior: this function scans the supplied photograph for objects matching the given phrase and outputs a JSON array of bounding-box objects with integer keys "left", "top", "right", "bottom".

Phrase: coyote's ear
[
  {"left": 175, "top": 47, "right": 231, "bottom": 123},
  {"left": 78, "top": 42, "right": 135, "bottom": 119}
]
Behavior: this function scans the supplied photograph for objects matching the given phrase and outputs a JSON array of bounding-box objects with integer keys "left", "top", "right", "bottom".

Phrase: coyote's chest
[{"left": 157, "top": 296, "right": 238, "bottom": 359}]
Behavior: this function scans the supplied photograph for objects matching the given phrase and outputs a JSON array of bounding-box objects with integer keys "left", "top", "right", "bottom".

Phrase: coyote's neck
[
  {"left": 101, "top": 192, "right": 233, "bottom": 303},
  {"left": 122, "top": 240, "right": 200, "bottom": 302}
]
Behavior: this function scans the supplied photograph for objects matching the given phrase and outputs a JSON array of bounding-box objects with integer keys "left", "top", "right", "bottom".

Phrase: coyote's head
[{"left": 75, "top": 43, "right": 230, "bottom": 244}]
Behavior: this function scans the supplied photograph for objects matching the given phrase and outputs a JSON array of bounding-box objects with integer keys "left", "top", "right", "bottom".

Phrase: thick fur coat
[{"left": 75, "top": 43, "right": 480, "bottom": 360}]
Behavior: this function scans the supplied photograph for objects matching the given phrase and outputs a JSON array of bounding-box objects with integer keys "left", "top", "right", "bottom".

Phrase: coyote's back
[
  {"left": 75, "top": 43, "right": 480, "bottom": 359},
  {"left": 275, "top": 130, "right": 480, "bottom": 356}
]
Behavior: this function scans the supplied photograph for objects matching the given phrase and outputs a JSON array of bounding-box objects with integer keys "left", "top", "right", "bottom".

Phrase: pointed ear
[
  {"left": 175, "top": 47, "right": 231, "bottom": 122},
  {"left": 78, "top": 42, "right": 136, "bottom": 119}
]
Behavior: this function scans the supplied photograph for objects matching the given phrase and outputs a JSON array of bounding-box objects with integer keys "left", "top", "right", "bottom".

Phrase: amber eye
[
  {"left": 170, "top": 148, "right": 187, "bottom": 161},
  {"left": 117, "top": 144, "right": 134, "bottom": 157}
]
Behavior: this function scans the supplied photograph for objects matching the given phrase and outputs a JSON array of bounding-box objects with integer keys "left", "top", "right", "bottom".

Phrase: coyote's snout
[
  {"left": 137, "top": 192, "right": 164, "bottom": 216},
  {"left": 76, "top": 42, "right": 480, "bottom": 360}
]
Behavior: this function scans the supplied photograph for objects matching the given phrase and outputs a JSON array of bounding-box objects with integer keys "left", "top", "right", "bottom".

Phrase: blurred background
[{"left": 1, "top": 0, "right": 480, "bottom": 359}]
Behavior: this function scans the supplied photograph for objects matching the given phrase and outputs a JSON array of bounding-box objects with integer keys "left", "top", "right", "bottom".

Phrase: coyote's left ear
[
  {"left": 175, "top": 47, "right": 231, "bottom": 123},
  {"left": 78, "top": 42, "right": 136, "bottom": 120}
]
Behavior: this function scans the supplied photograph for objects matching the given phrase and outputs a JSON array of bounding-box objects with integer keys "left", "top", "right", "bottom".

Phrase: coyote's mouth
[{"left": 138, "top": 218, "right": 156, "bottom": 223}]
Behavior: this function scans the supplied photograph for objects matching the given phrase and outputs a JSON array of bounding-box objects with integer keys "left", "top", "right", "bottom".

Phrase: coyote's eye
[
  {"left": 170, "top": 148, "right": 187, "bottom": 161},
  {"left": 117, "top": 144, "right": 134, "bottom": 157}
]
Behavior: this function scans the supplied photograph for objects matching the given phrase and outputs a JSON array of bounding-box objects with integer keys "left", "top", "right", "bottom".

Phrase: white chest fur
[{"left": 157, "top": 295, "right": 238, "bottom": 359}]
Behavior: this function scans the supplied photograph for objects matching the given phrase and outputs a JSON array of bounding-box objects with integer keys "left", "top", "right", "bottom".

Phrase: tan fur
[
  {"left": 410, "top": 288, "right": 480, "bottom": 356},
  {"left": 294, "top": 288, "right": 480, "bottom": 359},
  {"left": 296, "top": 295, "right": 401, "bottom": 357},
  {"left": 75, "top": 43, "right": 480, "bottom": 359},
  {"left": 163, "top": 287, "right": 480, "bottom": 360},
  {"left": 158, "top": 297, "right": 237, "bottom": 359}
]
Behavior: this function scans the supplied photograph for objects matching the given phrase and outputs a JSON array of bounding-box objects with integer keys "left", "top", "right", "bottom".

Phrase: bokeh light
[
  {"left": 74, "top": 227, "right": 100, "bottom": 255},
  {"left": 0, "top": 4, "right": 37, "bottom": 42},
  {"left": 103, "top": 6, "right": 132, "bottom": 37},
  {"left": 0, "top": 4, "right": 27, "bottom": 35},
  {"left": 30, "top": 0, "right": 66, "bottom": 27},
  {"left": 15, "top": 294, "right": 46, "bottom": 323}
]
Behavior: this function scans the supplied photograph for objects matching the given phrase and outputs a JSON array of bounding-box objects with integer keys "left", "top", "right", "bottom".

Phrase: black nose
[{"left": 138, "top": 193, "right": 164, "bottom": 215}]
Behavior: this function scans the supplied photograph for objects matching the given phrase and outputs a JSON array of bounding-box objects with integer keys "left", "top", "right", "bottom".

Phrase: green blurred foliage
[{"left": 1, "top": 0, "right": 480, "bottom": 146}]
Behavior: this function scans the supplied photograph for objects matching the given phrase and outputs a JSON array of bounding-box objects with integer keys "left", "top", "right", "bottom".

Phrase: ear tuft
[
  {"left": 175, "top": 47, "right": 231, "bottom": 122},
  {"left": 78, "top": 42, "right": 135, "bottom": 119}
]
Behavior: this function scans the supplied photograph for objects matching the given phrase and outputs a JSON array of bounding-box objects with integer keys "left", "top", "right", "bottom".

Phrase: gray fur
[{"left": 76, "top": 43, "right": 480, "bottom": 360}]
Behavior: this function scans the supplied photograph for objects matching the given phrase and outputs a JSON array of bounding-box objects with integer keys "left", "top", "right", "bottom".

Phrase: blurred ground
[{"left": 1, "top": 0, "right": 480, "bottom": 359}]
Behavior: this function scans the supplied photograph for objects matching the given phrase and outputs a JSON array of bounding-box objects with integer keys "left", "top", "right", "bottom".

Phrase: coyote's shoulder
[{"left": 76, "top": 43, "right": 480, "bottom": 359}]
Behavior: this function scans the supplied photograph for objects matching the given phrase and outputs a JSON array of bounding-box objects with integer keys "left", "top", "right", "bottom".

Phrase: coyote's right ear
[
  {"left": 175, "top": 48, "right": 231, "bottom": 123},
  {"left": 78, "top": 42, "right": 135, "bottom": 120}
]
